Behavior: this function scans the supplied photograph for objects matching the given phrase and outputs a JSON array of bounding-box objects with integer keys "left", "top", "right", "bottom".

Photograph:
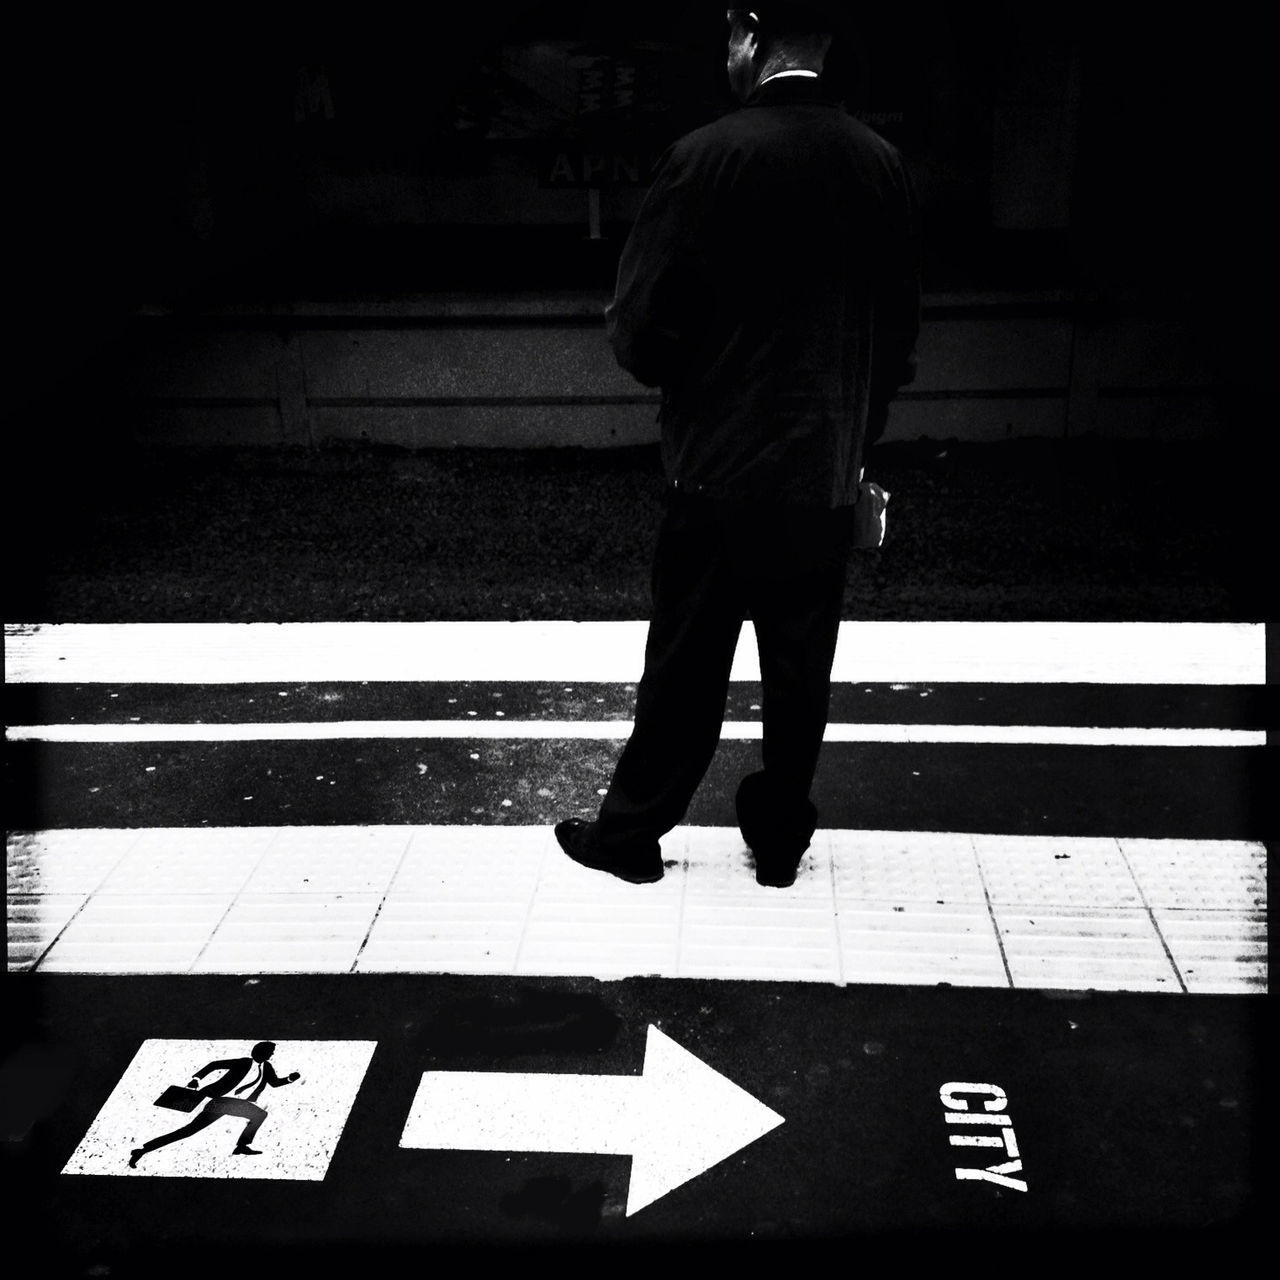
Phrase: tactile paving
[
  {"left": 993, "top": 907, "right": 1180, "bottom": 991},
  {"left": 7, "top": 895, "right": 87, "bottom": 971},
  {"left": 836, "top": 901, "right": 1008, "bottom": 987},
  {"left": 518, "top": 874, "right": 685, "bottom": 980},
  {"left": 6, "top": 829, "right": 140, "bottom": 896},
  {"left": 832, "top": 830, "right": 986, "bottom": 904},
  {"left": 99, "top": 828, "right": 276, "bottom": 895},
  {"left": 684, "top": 827, "right": 835, "bottom": 900},
  {"left": 9, "top": 824, "right": 1267, "bottom": 991},
  {"left": 242, "top": 826, "right": 410, "bottom": 895},
  {"left": 357, "top": 899, "right": 525, "bottom": 973},
  {"left": 1151, "top": 909, "right": 1267, "bottom": 993},
  {"left": 677, "top": 829, "right": 839, "bottom": 982},
  {"left": 974, "top": 835, "right": 1142, "bottom": 908},
  {"left": 193, "top": 893, "right": 381, "bottom": 973},
  {"left": 387, "top": 826, "right": 548, "bottom": 899},
  {"left": 680, "top": 911, "right": 840, "bottom": 980},
  {"left": 1119, "top": 838, "right": 1267, "bottom": 910},
  {"left": 36, "top": 894, "right": 234, "bottom": 973}
]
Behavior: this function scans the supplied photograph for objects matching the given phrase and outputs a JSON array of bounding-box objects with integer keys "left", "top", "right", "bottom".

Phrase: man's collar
[
  {"left": 758, "top": 69, "right": 820, "bottom": 87},
  {"left": 745, "top": 74, "right": 835, "bottom": 108}
]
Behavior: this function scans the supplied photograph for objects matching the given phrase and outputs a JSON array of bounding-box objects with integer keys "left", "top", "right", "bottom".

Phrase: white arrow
[{"left": 399, "top": 1024, "right": 784, "bottom": 1216}]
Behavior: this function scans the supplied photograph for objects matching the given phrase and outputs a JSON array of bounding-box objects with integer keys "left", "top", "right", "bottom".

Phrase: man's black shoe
[
  {"left": 752, "top": 852, "right": 805, "bottom": 889},
  {"left": 736, "top": 772, "right": 817, "bottom": 888},
  {"left": 554, "top": 819, "right": 663, "bottom": 884},
  {"left": 128, "top": 1148, "right": 144, "bottom": 1168},
  {"left": 232, "top": 1145, "right": 262, "bottom": 1156}
]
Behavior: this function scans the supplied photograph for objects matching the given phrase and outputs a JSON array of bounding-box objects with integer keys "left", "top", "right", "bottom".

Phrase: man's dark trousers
[{"left": 595, "top": 488, "right": 857, "bottom": 856}]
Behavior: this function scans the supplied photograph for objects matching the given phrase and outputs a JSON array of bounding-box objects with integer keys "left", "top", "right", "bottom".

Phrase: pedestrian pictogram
[
  {"left": 129, "top": 1041, "right": 302, "bottom": 1167},
  {"left": 62, "top": 1039, "right": 377, "bottom": 1180},
  {"left": 399, "top": 1024, "right": 784, "bottom": 1216}
]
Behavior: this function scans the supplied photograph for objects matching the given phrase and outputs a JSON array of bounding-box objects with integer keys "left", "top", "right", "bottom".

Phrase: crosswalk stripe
[
  {"left": 5, "top": 721, "right": 1266, "bottom": 746},
  {"left": 4, "top": 621, "right": 1266, "bottom": 685}
]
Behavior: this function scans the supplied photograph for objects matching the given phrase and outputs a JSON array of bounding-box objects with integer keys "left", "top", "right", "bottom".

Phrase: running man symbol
[
  {"left": 129, "top": 1041, "right": 302, "bottom": 1167},
  {"left": 63, "top": 1039, "right": 376, "bottom": 1181}
]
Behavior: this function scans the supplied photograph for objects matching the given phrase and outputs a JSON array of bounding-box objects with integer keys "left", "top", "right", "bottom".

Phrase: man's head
[
  {"left": 251, "top": 1041, "right": 276, "bottom": 1062},
  {"left": 725, "top": 5, "right": 838, "bottom": 102}
]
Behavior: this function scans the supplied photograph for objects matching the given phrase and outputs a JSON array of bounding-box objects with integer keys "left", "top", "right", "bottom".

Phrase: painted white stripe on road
[
  {"left": 5, "top": 721, "right": 1265, "bottom": 746},
  {"left": 4, "top": 621, "right": 1266, "bottom": 685}
]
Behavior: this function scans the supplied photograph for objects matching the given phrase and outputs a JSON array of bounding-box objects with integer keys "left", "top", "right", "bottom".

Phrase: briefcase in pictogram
[{"left": 153, "top": 1085, "right": 205, "bottom": 1112}]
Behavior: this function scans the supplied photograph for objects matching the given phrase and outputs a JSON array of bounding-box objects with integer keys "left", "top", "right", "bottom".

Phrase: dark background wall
[{"left": 11, "top": 1, "right": 1278, "bottom": 449}]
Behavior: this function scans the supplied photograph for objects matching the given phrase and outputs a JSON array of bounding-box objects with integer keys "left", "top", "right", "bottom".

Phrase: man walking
[{"left": 555, "top": 4, "right": 921, "bottom": 887}]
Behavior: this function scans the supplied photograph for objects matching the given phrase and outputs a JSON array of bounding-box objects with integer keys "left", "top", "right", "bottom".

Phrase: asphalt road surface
[{"left": 3, "top": 618, "right": 1268, "bottom": 1271}]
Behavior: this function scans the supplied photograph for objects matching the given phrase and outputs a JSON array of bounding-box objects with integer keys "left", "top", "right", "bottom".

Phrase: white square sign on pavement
[{"left": 62, "top": 1039, "right": 378, "bottom": 1181}]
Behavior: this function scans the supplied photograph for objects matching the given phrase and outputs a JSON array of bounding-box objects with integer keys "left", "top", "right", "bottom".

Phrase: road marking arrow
[{"left": 399, "top": 1024, "right": 784, "bottom": 1216}]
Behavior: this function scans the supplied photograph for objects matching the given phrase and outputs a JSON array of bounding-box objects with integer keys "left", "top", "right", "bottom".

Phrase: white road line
[
  {"left": 4, "top": 721, "right": 1265, "bottom": 746},
  {"left": 3, "top": 621, "right": 1266, "bottom": 685}
]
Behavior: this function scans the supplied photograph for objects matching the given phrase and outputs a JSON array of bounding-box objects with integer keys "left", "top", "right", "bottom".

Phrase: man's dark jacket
[{"left": 606, "top": 76, "right": 921, "bottom": 508}]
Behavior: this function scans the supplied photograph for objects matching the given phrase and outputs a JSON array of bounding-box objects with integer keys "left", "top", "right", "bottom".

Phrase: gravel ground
[{"left": 11, "top": 437, "right": 1270, "bottom": 624}]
